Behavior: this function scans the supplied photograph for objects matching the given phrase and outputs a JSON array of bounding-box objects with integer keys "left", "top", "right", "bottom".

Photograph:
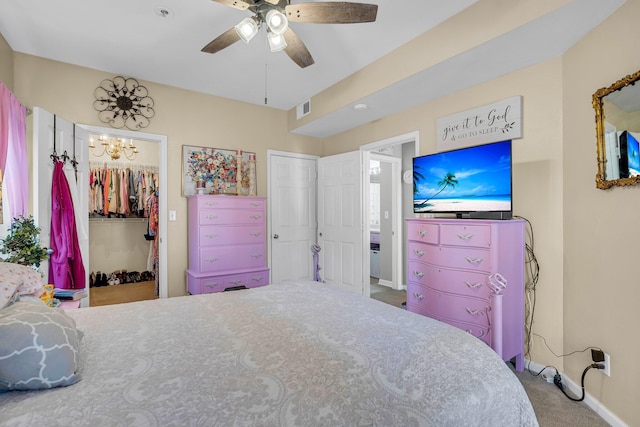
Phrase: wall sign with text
[{"left": 436, "top": 96, "right": 522, "bottom": 151}]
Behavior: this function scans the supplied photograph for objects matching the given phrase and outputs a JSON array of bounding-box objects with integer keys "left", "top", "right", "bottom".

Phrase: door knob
[{"left": 273, "top": 234, "right": 279, "bottom": 239}]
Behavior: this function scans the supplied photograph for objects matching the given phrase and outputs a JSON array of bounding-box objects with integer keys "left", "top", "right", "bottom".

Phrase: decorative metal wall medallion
[{"left": 93, "top": 76, "right": 155, "bottom": 130}]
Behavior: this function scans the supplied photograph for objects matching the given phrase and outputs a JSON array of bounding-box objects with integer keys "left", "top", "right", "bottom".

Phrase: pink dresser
[
  {"left": 406, "top": 218, "right": 525, "bottom": 371},
  {"left": 187, "top": 195, "right": 269, "bottom": 294}
]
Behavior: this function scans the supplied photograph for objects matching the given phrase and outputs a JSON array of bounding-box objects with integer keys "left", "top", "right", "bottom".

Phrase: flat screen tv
[
  {"left": 618, "top": 131, "right": 640, "bottom": 178},
  {"left": 412, "top": 140, "right": 512, "bottom": 219}
]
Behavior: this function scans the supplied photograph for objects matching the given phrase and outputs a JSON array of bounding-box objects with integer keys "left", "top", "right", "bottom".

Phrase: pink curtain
[{"left": 0, "top": 81, "right": 28, "bottom": 219}]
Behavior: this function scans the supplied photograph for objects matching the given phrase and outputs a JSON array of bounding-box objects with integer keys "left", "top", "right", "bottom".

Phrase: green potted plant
[{"left": 0, "top": 215, "right": 49, "bottom": 270}]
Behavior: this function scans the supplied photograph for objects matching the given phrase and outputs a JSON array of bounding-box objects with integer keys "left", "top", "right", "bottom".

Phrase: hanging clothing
[
  {"left": 147, "top": 192, "right": 159, "bottom": 296},
  {"left": 49, "top": 160, "right": 85, "bottom": 289},
  {"left": 88, "top": 162, "right": 158, "bottom": 218}
]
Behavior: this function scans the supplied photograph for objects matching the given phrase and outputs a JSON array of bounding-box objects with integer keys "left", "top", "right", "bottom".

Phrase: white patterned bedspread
[{"left": 0, "top": 280, "right": 538, "bottom": 426}]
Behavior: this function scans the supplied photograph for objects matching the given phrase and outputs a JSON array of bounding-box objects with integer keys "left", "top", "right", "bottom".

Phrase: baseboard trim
[
  {"left": 377, "top": 279, "right": 394, "bottom": 288},
  {"left": 525, "top": 360, "right": 628, "bottom": 427}
]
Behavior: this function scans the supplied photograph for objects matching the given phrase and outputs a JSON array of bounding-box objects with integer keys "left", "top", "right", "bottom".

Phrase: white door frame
[
  {"left": 360, "top": 131, "right": 420, "bottom": 291},
  {"left": 79, "top": 124, "right": 169, "bottom": 299}
]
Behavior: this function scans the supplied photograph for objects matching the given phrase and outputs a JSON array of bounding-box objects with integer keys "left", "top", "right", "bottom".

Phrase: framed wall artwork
[{"left": 182, "top": 145, "right": 256, "bottom": 196}]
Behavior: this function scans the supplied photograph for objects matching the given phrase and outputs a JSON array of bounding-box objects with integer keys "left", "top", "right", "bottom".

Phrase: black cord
[
  {"left": 513, "top": 215, "right": 539, "bottom": 357},
  {"left": 532, "top": 334, "right": 602, "bottom": 359},
  {"left": 553, "top": 364, "right": 603, "bottom": 402}
]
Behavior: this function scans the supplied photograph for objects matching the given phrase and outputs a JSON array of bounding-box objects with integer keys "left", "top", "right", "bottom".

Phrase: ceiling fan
[{"left": 201, "top": 0, "right": 379, "bottom": 68}]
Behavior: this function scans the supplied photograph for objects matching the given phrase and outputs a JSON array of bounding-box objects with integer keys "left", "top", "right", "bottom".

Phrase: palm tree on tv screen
[
  {"left": 419, "top": 172, "right": 458, "bottom": 206},
  {"left": 413, "top": 167, "right": 425, "bottom": 195}
]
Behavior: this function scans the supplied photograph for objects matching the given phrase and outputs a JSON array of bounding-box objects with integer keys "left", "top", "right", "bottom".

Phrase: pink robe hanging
[{"left": 49, "top": 160, "right": 86, "bottom": 289}]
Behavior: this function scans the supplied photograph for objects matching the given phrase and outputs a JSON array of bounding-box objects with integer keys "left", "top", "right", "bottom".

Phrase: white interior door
[
  {"left": 33, "top": 108, "right": 89, "bottom": 304},
  {"left": 268, "top": 151, "right": 318, "bottom": 283},
  {"left": 317, "top": 151, "right": 366, "bottom": 295}
]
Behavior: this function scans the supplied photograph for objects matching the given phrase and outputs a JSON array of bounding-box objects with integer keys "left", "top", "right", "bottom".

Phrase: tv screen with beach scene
[{"left": 412, "top": 140, "right": 512, "bottom": 216}]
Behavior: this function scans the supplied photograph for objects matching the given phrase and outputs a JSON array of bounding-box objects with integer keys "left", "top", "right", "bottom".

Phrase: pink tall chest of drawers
[
  {"left": 406, "top": 218, "right": 525, "bottom": 371},
  {"left": 187, "top": 195, "right": 269, "bottom": 294}
]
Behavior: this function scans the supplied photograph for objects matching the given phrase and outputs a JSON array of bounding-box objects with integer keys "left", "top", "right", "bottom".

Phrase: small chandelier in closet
[{"left": 89, "top": 135, "right": 138, "bottom": 161}]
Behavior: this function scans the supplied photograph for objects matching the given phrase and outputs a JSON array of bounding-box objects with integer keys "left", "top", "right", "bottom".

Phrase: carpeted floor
[{"left": 369, "top": 280, "right": 610, "bottom": 427}]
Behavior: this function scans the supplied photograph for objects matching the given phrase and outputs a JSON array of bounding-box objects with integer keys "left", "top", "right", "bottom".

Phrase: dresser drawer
[
  {"left": 199, "top": 209, "right": 265, "bottom": 226},
  {"left": 407, "top": 221, "right": 439, "bottom": 244},
  {"left": 187, "top": 269, "right": 269, "bottom": 294},
  {"left": 199, "top": 225, "right": 265, "bottom": 246},
  {"left": 440, "top": 224, "right": 491, "bottom": 248},
  {"left": 446, "top": 318, "right": 492, "bottom": 347},
  {"left": 197, "top": 196, "right": 265, "bottom": 210},
  {"left": 407, "top": 260, "right": 491, "bottom": 300},
  {"left": 407, "top": 282, "right": 491, "bottom": 327},
  {"left": 408, "top": 242, "right": 492, "bottom": 273},
  {"left": 198, "top": 244, "right": 266, "bottom": 273}
]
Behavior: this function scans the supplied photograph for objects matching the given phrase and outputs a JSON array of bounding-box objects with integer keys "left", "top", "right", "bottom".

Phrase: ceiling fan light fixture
[
  {"left": 235, "top": 16, "right": 259, "bottom": 43},
  {"left": 267, "top": 31, "right": 287, "bottom": 52},
  {"left": 265, "top": 9, "right": 288, "bottom": 35}
]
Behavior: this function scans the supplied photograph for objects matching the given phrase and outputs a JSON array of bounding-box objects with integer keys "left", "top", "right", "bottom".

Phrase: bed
[{"left": 0, "top": 279, "right": 538, "bottom": 426}]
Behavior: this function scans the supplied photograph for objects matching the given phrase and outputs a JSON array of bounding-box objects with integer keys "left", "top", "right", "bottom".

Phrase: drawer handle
[
  {"left": 457, "top": 233, "right": 474, "bottom": 241},
  {"left": 250, "top": 215, "right": 262, "bottom": 220},
  {"left": 466, "top": 307, "right": 481, "bottom": 316},
  {"left": 251, "top": 276, "right": 263, "bottom": 282},
  {"left": 466, "top": 329, "right": 486, "bottom": 338},
  {"left": 412, "top": 292, "right": 424, "bottom": 301},
  {"left": 418, "top": 230, "right": 427, "bottom": 237},
  {"left": 205, "top": 233, "right": 218, "bottom": 238},
  {"left": 250, "top": 232, "right": 262, "bottom": 237},
  {"left": 465, "top": 256, "right": 484, "bottom": 266},
  {"left": 250, "top": 202, "right": 262, "bottom": 206},
  {"left": 413, "top": 270, "right": 424, "bottom": 278},
  {"left": 205, "top": 201, "right": 218, "bottom": 206},
  {"left": 206, "top": 214, "right": 218, "bottom": 220},
  {"left": 465, "top": 281, "right": 483, "bottom": 289},
  {"left": 413, "top": 249, "right": 425, "bottom": 257},
  {"left": 251, "top": 253, "right": 263, "bottom": 259},
  {"left": 205, "top": 257, "right": 219, "bottom": 262},
  {"left": 204, "top": 282, "right": 219, "bottom": 288},
  {"left": 229, "top": 279, "right": 242, "bottom": 285}
]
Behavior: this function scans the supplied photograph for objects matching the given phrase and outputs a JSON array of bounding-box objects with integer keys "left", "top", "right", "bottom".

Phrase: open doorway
[
  {"left": 361, "top": 131, "right": 419, "bottom": 304},
  {"left": 80, "top": 124, "right": 168, "bottom": 305}
]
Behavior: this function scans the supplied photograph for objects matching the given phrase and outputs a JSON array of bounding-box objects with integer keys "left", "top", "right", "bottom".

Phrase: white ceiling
[
  {"left": 0, "top": 0, "right": 627, "bottom": 138},
  {"left": 0, "top": 0, "right": 477, "bottom": 110}
]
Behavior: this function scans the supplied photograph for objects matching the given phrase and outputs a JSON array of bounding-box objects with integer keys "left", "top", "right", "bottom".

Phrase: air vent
[{"left": 296, "top": 99, "right": 311, "bottom": 119}]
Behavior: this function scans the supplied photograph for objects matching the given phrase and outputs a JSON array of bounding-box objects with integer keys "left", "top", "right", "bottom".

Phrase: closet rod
[{"left": 89, "top": 217, "right": 148, "bottom": 223}]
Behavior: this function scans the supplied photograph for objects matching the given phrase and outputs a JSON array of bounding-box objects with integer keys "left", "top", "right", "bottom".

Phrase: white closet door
[
  {"left": 269, "top": 152, "right": 318, "bottom": 283},
  {"left": 33, "top": 108, "right": 89, "bottom": 304}
]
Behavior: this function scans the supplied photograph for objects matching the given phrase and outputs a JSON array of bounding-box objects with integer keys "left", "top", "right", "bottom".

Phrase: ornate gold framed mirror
[{"left": 593, "top": 69, "right": 640, "bottom": 189}]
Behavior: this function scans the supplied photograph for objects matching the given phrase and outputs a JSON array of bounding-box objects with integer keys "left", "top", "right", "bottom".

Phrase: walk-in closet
[{"left": 88, "top": 136, "right": 159, "bottom": 306}]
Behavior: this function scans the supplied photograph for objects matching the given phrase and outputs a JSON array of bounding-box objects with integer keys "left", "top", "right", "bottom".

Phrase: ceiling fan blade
[
  {"left": 201, "top": 28, "right": 241, "bottom": 54},
  {"left": 210, "top": 0, "right": 253, "bottom": 11},
  {"left": 285, "top": 2, "right": 378, "bottom": 24},
  {"left": 283, "top": 28, "right": 315, "bottom": 68}
]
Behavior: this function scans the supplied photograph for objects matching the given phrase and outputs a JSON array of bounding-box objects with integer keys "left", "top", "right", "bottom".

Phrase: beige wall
[
  {"left": 563, "top": 0, "right": 640, "bottom": 423},
  {"left": 11, "top": 53, "right": 322, "bottom": 298},
  {"left": 0, "top": 33, "right": 12, "bottom": 89}
]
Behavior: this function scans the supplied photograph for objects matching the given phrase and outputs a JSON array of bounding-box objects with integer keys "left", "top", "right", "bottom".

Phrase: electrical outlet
[{"left": 601, "top": 352, "right": 611, "bottom": 377}]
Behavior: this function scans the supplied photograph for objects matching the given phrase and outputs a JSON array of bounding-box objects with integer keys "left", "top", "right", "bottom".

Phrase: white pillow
[{"left": 0, "top": 263, "right": 44, "bottom": 310}]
